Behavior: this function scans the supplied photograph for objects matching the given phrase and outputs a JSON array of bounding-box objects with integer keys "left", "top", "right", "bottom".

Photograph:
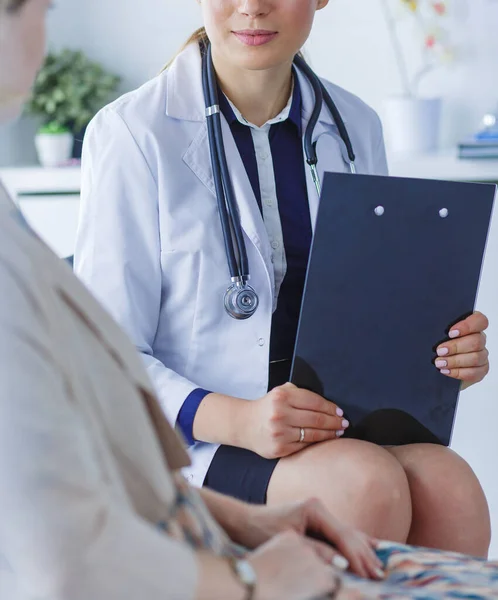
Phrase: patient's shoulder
[{"left": 0, "top": 194, "right": 53, "bottom": 323}]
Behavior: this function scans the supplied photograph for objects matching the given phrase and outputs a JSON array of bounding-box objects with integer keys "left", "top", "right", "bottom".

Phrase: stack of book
[
  {"left": 458, "top": 118, "right": 498, "bottom": 159},
  {"left": 458, "top": 137, "right": 498, "bottom": 159}
]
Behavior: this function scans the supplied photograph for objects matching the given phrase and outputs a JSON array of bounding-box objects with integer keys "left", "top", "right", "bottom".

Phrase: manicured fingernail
[
  {"left": 336, "top": 430, "right": 345, "bottom": 437},
  {"left": 437, "top": 347, "right": 449, "bottom": 357},
  {"left": 435, "top": 360, "right": 447, "bottom": 368},
  {"left": 449, "top": 330, "right": 460, "bottom": 339},
  {"left": 342, "top": 420, "right": 350, "bottom": 429},
  {"left": 332, "top": 555, "right": 349, "bottom": 570},
  {"left": 336, "top": 407, "right": 344, "bottom": 417},
  {"left": 441, "top": 369, "right": 451, "bottom": 375},
  {"left": 375, "top": 568, "right": 385, "bottom": 579}
]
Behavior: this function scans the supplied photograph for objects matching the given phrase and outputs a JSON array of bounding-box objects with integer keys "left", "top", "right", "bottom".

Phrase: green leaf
[
  {"left": 24, "top": 48, "right": 121, "bottom": 132},
  {"left": 38, "top": 122, "right": 71, "bottom": 134}
]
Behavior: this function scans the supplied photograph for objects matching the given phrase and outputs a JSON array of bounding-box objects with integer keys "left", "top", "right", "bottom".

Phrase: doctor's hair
[
  {"left": 1, "top": 0, "right": 30, "bottom": 12},
  {"left": 163, "top": 26, "right": 305, "bottom": 72},
  {"left": 162, "top": 26, "right": 209, "bottom": 71}
]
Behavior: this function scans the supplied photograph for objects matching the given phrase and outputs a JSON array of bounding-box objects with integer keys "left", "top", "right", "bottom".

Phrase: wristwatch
[{"left": 229, "top": 556, "right": 257, "bottom": 600}]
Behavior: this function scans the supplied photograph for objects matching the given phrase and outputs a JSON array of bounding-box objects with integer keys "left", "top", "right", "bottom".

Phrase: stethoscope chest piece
[{"left": 224, "top": 281, "right": 259, "bottom": 320}]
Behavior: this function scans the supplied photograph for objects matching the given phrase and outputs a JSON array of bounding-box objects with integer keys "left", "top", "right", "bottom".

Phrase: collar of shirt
[{"left": 218, "top": 71, "right": 302, "bottom": 136}]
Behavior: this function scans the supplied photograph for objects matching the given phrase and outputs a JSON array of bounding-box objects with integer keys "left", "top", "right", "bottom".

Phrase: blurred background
[
  {"left": 2, "top": 0, "right": 498, "bottom": 165},
  {"left": 1, "top": 0, "right": 497, "bottom": 556}
]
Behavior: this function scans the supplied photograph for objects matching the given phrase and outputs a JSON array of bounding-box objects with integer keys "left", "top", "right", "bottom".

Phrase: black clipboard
[{"left": 291, "top": 173, "right": 496, "bottom": 446}]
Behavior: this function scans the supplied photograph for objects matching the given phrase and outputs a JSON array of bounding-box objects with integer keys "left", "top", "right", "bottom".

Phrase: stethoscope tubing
[
  {"left": 204, "top": 44, "right": 250, "bottom": 282},
  {"left": 201, "top": 49, "right": 240, "bottom": 280},
  {"left": 202, "top": 41, "right": 357, "bottom": 318}
]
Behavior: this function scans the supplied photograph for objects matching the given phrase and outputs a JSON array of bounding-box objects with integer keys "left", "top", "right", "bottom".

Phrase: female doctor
[{"left": 75, "top": 0, "right": 491, "bottom": 556}]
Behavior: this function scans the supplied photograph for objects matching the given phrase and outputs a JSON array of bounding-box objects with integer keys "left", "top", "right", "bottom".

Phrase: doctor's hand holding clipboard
[
  {"left": 75, "top": 0, "right": 491, "bottom": 560},
  {"left": 195, "top": 382, "right": 349, "bottom": 461},
  {"left": 193, "top": 312, "right": 489, "bottom": 461},
  {"left": 434, "top": 311, "right": 489, "bottom": 387}
]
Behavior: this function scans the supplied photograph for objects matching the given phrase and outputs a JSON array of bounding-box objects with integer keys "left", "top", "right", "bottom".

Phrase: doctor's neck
[{"left": 212, "top": 48, "right": 293, "bottom": 128}]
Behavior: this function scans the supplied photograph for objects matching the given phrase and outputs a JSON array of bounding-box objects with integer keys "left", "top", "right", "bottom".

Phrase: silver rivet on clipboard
[
  {"left": 374, "top": 206, "right": 385, "bottom": 216},
  {"left": 439, "top": 208, "right": 449, "bottom": 218}
]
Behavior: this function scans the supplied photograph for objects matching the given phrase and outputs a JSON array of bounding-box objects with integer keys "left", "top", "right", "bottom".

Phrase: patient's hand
[
  {"left": 239, "top": 498, "right": 384, "bottom": 580},
  {"left": 435, "top": 311, "right": 489, "bottom": 387}
]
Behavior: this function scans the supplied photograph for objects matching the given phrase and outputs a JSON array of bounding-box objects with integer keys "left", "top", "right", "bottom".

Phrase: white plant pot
[
  {"left": 383, "top": 97, "right": 442, "bottom": 156},
  {"left": 35, "top": 132, "right": 74, "bottom": 168}
]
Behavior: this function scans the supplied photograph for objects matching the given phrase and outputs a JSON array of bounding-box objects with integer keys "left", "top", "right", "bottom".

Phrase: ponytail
[{"left": 162, "top": 26, "right": 209, "bottom": 72}]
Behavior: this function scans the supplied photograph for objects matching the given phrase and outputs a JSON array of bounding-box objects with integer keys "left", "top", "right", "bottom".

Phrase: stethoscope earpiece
[
  {"left": 224, "top": 282, "right": 259, "bottom": 320},
  {"left": 202, "top": 42, "right": 356, "bottom": 320}
]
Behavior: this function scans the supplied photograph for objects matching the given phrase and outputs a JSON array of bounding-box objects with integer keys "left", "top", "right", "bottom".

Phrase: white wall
[
  {"left": 451, "top": 198, "right": 498, "bottom": 560},
  {"left": 2, "top": 0, "right": 498, "bottom": 166},
  {"left": 0, "top": 0, "right": 202, "bottom": 167},
  {"left": 307, "top": 0, "right": 498, "bottom": 147},
  {"left": 2, "top": 0, "right": 497, "bottom": 557}
]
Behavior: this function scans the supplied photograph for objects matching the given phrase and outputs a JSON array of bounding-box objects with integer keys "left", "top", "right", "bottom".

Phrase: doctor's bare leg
[
  {"left": 386, "top": 443, "right": 491, "bottom": 558},
  {"left": 266, "top": 438, "right": 413, "bottom": 543},
  {"left": 267, "top": 438, "right": 490, "bottom": 557}
]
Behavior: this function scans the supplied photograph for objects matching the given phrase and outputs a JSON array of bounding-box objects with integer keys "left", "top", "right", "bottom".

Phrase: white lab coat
[{"left": 75, "top": 43, "right": 389, "bottom": 486}]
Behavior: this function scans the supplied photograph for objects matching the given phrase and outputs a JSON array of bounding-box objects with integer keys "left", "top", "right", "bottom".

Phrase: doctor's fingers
[
  {"left": 437, "top": 332, "right": 487, "bottom": 358},
  {"left": 285, "top": 388, "right": 344, "bottom": 418},
  {"left": 449, "top": 311, "right": 489, "bottom": 337},
  {"left": 286, "top": 409, "right": 349, "bottom": 433},
  {"left": 435, "top": 348, "right": 489, "bottom": 372},
  {"left": 284, "top": 427, "right": 339, "bottom": 452},
  {"left": 438, "top": 351, "right": 489, "bottom": 382},
  {"left": 440, "top": 364, "right": 489, "bottom": 384}
]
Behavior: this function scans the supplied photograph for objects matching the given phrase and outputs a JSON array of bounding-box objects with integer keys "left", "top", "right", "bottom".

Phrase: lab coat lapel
[
  {"left": 181, "top": 120, "right": 275, "bottom": 292},
  {"left": 170, "top": 43, "right": 274, "bottom": 289},
  {"left": 296, "top": 68, "right": 352, "bottom": 232},
  {"left": 304, "top": 125, "right": 352, "bottom": 232}
]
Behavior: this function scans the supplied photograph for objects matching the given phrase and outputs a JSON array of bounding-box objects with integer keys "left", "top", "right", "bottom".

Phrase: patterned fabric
[
  {"left": 161, "top": 476, "right": 498, "bottom": 598},
  {"left": 338, "top": 542, "right": 498, "bottom": 599},
  {"left": 158, "top": 474, "right": 241, "bottom": 558}
]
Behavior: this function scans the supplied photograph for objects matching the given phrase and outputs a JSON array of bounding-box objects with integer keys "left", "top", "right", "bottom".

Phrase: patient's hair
[{"left": 1, "top": 0, "right": 30, "bottom": 12}]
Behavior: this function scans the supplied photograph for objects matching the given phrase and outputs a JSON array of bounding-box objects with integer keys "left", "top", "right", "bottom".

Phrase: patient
[{"left": 1, "top": 2, "right": 498, "bottom": 600}]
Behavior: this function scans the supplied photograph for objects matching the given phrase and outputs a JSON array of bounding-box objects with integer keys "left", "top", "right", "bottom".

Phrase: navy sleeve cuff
[{"left": 177, "top": 388, "right": 211, "bottom": 447}]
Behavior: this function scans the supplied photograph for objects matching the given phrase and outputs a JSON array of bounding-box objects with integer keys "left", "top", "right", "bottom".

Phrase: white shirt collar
[{"left": 224, "top": 79, "right": 295, "bottom": 131}]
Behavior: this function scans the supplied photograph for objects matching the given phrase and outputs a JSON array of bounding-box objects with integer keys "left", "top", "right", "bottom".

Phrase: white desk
[
  {"left": 389, "top": 151, "right": 498, "bottom": 182},
  {"left": 0, "top": 166, "right": 81, "bottom": 258}
]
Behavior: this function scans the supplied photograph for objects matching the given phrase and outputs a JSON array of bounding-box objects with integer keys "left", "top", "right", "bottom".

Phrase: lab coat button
[
  {"left": 271, "top": 241, "right": 280, "bottom": 250},
  {"left": 258, "top": 338, "right": 265, "bottom": 347}
]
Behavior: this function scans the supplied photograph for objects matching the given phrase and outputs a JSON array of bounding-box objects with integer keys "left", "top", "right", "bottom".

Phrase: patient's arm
[{"left": 198, "top": 487, "right": 384, "bottom": 580}]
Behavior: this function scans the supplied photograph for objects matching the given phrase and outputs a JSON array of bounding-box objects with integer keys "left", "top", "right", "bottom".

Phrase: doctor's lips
[{"left": 232, "top": 29, "right": 278, "bottom": 47}]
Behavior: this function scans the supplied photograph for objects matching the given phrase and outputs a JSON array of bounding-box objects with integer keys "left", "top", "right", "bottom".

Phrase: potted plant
[
  {"left": 26, "top": 49, "right": 121, "bottom": 167},
  {"left": 380, "top": 0, "right": 454, "bottom": 155}
]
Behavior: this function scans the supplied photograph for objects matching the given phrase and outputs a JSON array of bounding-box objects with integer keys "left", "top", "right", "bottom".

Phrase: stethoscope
[{"left": 201, "top": 42, "right": 357, "bottom": 320}]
